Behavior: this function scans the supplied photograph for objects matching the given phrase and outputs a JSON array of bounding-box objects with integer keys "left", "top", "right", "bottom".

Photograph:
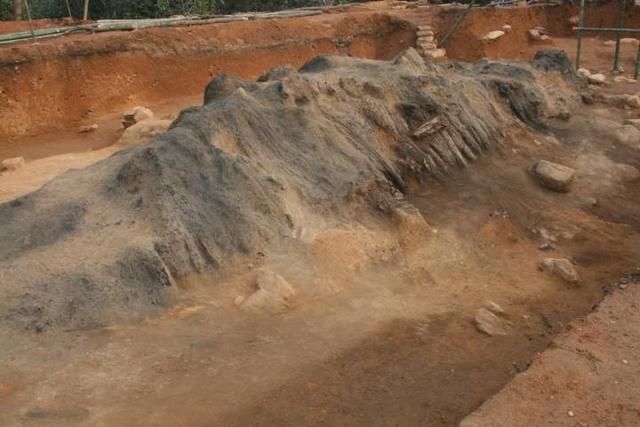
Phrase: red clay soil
[{"left": 0, "top": 12, "right": 413, "bottom": 139}]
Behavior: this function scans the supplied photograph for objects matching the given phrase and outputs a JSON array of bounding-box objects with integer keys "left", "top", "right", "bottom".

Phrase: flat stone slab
[{"left": 534, "top": 160, "right": 575, "bottom": 192}]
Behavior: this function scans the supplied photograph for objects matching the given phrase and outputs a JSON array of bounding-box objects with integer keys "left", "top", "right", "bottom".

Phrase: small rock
[
  {"left": 240, "top": 268, "right": 296, "bottom": 314},
  {"left": 418, "top": 41, "right": 437, "bottom": 50},
  {"left": 534, "top": 160, "right": 575, "bottom": 192},
  {"left": 619, "top": 283, "right": 628, "bottom": 290},
  {"left": 423, "top": 48, "right": 447, "bottom": 59},
  {"left": 577, "top": 68, "right": 591, "bottom": 77},
  {"left": 78, "top": 124, "right": 98, "bottom": 133},
  {"left": 538, "top": 242, "right": 555, "bottom": 251},
  {"left": 417, "top": 30, "right": 434, "bottom": 37},
  {"left": 539, "top": 258, "right": 580, "bottom": 284},
  {"left": 502, "top": 24, "right": 512, "bottom": 33},
  {"left": 484, "top": 300, "right": 505, "bottom": 315},
  {"left": 568, "top": 15, "right": 579, "bottom": 25},
  {"left": 620, "top": 38, "right": 639, "bottom": 46},
  {"left": 117, "top": 119, "right": 171, "bottom": 147},
  {"left": 613, "top": 75, "right": 637, "bottom": 84},
  {"left": 1, "top": 156, "right": 25, "bottom": 172},
  {"left": 624, "top": 118, "right": 640, "bottom": 130},
  {"left": 623, "top": 94, "right": 640, "bottom": 108},
  {"left": 483, "top": 30, "right": 505, "bottom": 41},
  {"left": 568, "top": 410, "right": 575, "bottom": 417},
  {"left": 528, "top": 28, "right": 552, "bottom": 43},
  {"left": 122, "top": 106, "right": 154, "bottom": 129},
  {"left": 604, "top": 40, "right": 616, "bottom": 47},
  {"left": 474, "top": 308, "right": 508, "bottom": 336},
  {"left": 587, "top": 73, "right": 606, "bottom": 85},
  {"left": 614, "top": 125, "right": 640, "bottom": 148}
]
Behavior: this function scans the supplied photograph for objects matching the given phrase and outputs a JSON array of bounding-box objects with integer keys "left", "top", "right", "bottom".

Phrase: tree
[
  {"left": 83, "top": 0, "right": 89, "bottom": 19},
  {"left": 14, "top": 0, "right": 22, "bottom": 19}
]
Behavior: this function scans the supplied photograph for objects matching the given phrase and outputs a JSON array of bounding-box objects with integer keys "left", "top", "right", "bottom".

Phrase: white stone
[
  {"left": 577, "top": 68, "right": 591, "bottom": 77},
  {"left": 423, "top": 48, "right": 447, "bottom": 59},
  {"left": 78, "top": 124, "right": 98, "bottom": 133},
  {"left": 539, "top": 258, "right": 580, "bottom": 284},
  {"left": 502, "top": 24, "right": 512, "bottom": 33},
  {"left": 0, "top": 156, "right": 25, "bottom": 172},
  {"left": 614, "top": 125, "right": 640, "bottom": 148},
  {"left": 483, "top": 30, "right": 505, "bottom": 41},
  {"left": 117, "top": 119, "right": 172, "bottom": 147},
  {"left": 475, "top": 308, "right": 508, "bottom": 336},
  {"left": 534, "top": 160, "right": 575, "bottom": 192},
  {"left": 122, "top": 106, "right": 154, "bottom": 129},
  {"left": 240, "top": 269, "right": 296, "bottom": 314},
  {"left": 587, "top": 73, "right": 606, "bottom": 85}
]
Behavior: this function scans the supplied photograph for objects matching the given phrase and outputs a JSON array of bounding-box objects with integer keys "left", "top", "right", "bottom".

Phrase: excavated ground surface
[{"left": 1, "top": 2, "right": 640, "bottom": 426}]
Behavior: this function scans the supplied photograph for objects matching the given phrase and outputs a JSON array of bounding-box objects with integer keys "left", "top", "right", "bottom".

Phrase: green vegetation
[{"left": 1, "top": 0, "right": 362, "bottom": 20}]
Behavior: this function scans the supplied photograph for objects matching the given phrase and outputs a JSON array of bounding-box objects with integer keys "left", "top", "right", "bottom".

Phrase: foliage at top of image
[{"left": 1, "top": 0, "right": 364, "bottom": 20}]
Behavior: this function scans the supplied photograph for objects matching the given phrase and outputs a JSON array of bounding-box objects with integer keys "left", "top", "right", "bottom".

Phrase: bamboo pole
[
  {"left": 573, "top": 26, "right": 640, "bottom": 32},
  {"left": 575, "top": 0, "right": 585, "bottom": 69},
  {"left": 64, "top": 0, "right": 73, "bottom": 19},
  {"left": 22, "top": 0, "right": 36, "bottom": 41},
  {"left": 439, "top": 1, "right": 475, "bottom": 48}
]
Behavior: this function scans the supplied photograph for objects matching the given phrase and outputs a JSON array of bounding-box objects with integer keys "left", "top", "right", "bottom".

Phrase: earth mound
[{"left": 0, "top": 49, "right": 581, "bottom": 332}]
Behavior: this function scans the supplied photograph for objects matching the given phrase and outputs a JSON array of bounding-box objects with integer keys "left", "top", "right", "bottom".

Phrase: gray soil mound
[{"left": 0, "top": 49, "right": 580, "bottom": 332}]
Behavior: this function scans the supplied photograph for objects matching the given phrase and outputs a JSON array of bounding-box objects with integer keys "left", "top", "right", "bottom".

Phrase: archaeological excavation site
[{"left": 0, "top": 0, "right": 639, "bottom": 425}]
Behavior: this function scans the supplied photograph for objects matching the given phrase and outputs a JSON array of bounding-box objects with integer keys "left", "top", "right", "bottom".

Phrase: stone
[
  {"left": 577, "top": 68, "right": 591, "bottom": 77},
  {"left": 614, "top": 125, "right": 640, "bottom": 148},
  {"left": 419, "top": 35, "right": 435, "bottom": 43},
  {"left": 423, "top": 48, "right": 446, "bottom": 59},
  {"left": 568, "top": 15, "right": 579, "bottom": 25},
  {"left": 616, "top": 163, "right": 640, "bottom": 182},
  {"left": 0, "top": 156, "right": 25, "bottom": 172},
  {"left": 240, "top": 268, "right": 296, "bottom": 314},
  {"left": 483, "top": 30, "right": 505, "bottom": 41},
  {"left": 620, "top": 38, "right": 639, "bottom": 46},
  {"left": 539, "top": 258, "right": 579, "bottom": 284},
  {"left": 122, "top": 106, "right": 154, "bottom": 129},
  {"left": 117, "top": 119, "right": 172, "bottom": 147},
  {"left": 623, "top": 94, "right": 640, "bottom": 108},
  {"left": 624, "top": 118, "right": 640, "bottom": 130},
  {"left": 474, "top": 308, "right": 508, "bottom": 336},
  {"left": 613, "top": 75, "right": 637, "bottom": 84},
  {"left": 604, "top": 40, "right": 616, "bottom": 47},
  {"left": 502, "top": 24, "right": 512, "bottom": 33},
  {"left": 484, "top": 300, "right": 506, "bottom": 315},
  {"left": 587, "top": 73, "right": 606, "bottom": 85},
  {"left": 418, "top": 41, "right": 437, "bottom": 50},
  {"left": 78, "top": 124, "right": 98, "bottom": 133},
  {"left": 534, "top": 160, "right": 575, "bottom": 192},
  {"left": 417, "top": 30, "right": 434, "bottom": 37},
  {"left": 528, "top": 28, "right": 551, "bottom": 43}
]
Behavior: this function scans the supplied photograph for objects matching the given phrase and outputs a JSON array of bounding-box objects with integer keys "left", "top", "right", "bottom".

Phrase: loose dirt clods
[{"left": 1, "top": 2, "right": 640, "bottom": 426}]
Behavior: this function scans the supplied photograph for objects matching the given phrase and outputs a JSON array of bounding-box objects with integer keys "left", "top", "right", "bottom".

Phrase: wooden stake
[{"left": 22, "top": 0, "right": 36, "bottom": 41}]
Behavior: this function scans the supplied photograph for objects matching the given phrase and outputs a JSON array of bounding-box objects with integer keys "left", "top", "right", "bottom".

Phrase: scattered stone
[
  {"left": 418, "top": 41, "right": 437, "bottom": 50},
  {"left": 604, "top": 40, "right": 616, "bottom": 47},
  {"left": 423, "top": 48, "right": 446, "bottom": 59},
  {"left": 568, "top": 15, "right": 579, "bottom": 25},
  {"left": 577, "top": 68, "right": 591, "bottom": 77},
  {"left": 117, "top": 119, "right": 172, "bottom": 147},
  {"left": 613, "top": 75, "right": 637, "bottom": 84},
  {"left": 538, "top": 227, "right": 558, "bottom": 242},
  {"left": 534, "top": 160, "right": 575, "bottom": 192},
  {"left": 474, "top": 308, "right": 508, "bottom": 336},
  {"left": 528, "top": 28, "right": 552, "bottom": 43},
  {"left": 0, "top": 156, "right": 25, "bottom": 172},
  {"left": 623, "top": 94, "right": 640, "bottom": 108},
  {"left": 568, "top": 410, "right": 575, "bottom": 418},
  {"left": 625, "top": 118, "right": 640, "bottom": 130},
  {"left": 538, "top": 242, "right": 555, "bottom": 251},
  {"left": 614, "top": 125, "right": 640, "bottom": 148},
  {"left": 417, "top": 30, "right": 434, "bottom": 38},
  {"left": 484, "top": 300, "right": 506, "bottom": 315},
  {"left": 239, "top": 268, "right": 296, "bottom": 314},
  {"left": 502, "top": 24, "right": 512, "bottom": 33},
  {"left": 122, "top": 106, "right": 154, "bottom": 129},
  {"left": 587, "top": 73, "right": 606, "bottom": 85},
  {"left": 483, "top": 30, "right": 505, "bottom": 41},
  {"left": 78, "top": 124, "right": 98, "bottom": 133},
  {"left": 539, "top": 258, "right": 580, "bottom": 284},
  {"left": 620, "top": 38, "right": 639, "bottom": 46},
  {"left": 619, "top": 283, "right": 628, "bottom": 290}
]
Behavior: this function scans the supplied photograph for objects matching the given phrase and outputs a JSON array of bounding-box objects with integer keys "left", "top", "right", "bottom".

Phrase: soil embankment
[{"left": 0, "top": 12, "right": 413, "bottom": 138}]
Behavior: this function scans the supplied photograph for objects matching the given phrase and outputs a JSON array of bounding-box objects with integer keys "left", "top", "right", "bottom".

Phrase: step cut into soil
[{"left": 0, "top": 49, "right": 581, "bottom": 332}]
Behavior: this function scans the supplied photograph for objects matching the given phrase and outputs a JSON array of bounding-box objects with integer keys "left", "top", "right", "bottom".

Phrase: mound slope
[{"left": 0, "top": 49, "right": 581, "bottom": 332}]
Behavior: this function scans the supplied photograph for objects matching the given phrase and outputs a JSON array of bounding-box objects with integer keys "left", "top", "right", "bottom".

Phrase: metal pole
[
  {"left": 439, "top": 1, "right": 475, "bottom": 48},
  {"left": 573, "top": 27, "right": 640, "bottom": 32},
  {"left": 613, "top": 0, "right": 628, "bottom": 72},
  {"left": 635, "top": 44, "right": 640, "bottom": 80},
  {"left": 22, "top": 0, "right": 36, "bottom": 41},
  {"left": 575, "top": 0, "right": 585, "bottom": 69}
]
